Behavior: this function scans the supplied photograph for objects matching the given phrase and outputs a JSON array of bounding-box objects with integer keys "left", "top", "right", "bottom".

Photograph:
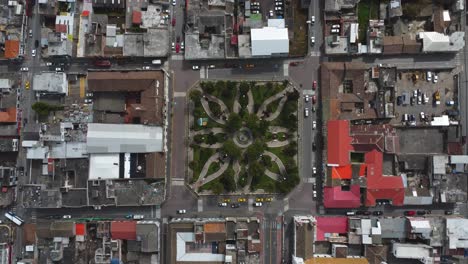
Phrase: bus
[{"left": 5, "top": 212, "right": 24, "bottom": 226}]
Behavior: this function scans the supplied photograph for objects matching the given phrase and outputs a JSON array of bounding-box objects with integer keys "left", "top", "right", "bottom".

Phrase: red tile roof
[
  {"left": 55, "top": 24, "right": 67, "bottom": 33},
  {"left": 315, "top": 217, "right": 348, "bottom": 241},
  {"left": 365, "top": 150, "right": 404, "bottom": 206},
  {"left": 327, "top": 120, "right": 353, "bottom": 166},
  {"left": 111, "top": 221, "right": 136, "bottom": 240},
  {"left": 0, "top": 107, "right": 17, "bottom": 123},
  {"left": 331, "top": 165, "right": 352, "bottom": 180},
  {"left": 323, "top": 185, "right": 361, "bottom": 208},
  {"left": 75, "top": 223, "right": 85, "bottom": 236},
  {"left": 132, "top": 11, "right": 142, "bottom": 24},
  {"left": 4, "top": 40, "right": 19, "bottom": 59}
]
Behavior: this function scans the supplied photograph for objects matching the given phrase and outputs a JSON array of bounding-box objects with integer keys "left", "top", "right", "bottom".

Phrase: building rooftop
[
  {"left": 419, "top": 31, "right": 465, "bottom": 52},
  {"left": 111, "top": 221, "right": 137, "bottom": 240},
  {"left": 86, "top": 123, "right": 164, "bottom": 153},
  {"left": 250, "top": 27, "right": 289, "bottom": 56},
  {"left": 315, "top": 217, "right": 348, "bottom": 241},
  {"left": 323, "top": 185, "right": 361, "bottom": 208},
  {"left": 32, "top": 72, "right": 68, "bottom": 94},
  {"left": 446, "top": 218, "right": 468, "bottom": 249}
]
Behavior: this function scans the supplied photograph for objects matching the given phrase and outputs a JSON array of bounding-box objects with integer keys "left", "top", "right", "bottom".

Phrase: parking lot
[
  {"left": 246, "top": 0, "right": 285, "bottom": 20},
  {"left": 393, "top": 70, "right": 457, "bottom": 126},
  {"left": 398, "top": 127, "right": 445, "bottom": 154}
]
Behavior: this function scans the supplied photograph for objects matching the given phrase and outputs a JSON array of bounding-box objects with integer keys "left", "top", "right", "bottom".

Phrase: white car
[
  {"left": 86, "top": 92, "right": 93, "bottom": 97},
  {"left": 133, "top": 214, "right": 144, "bottom": 219},
  {"left": 32, "top": 49, "right": 36, "bottom": 57},
  {"left": 172, "top": 42, "right": 175, "bottom": 50},
  {"left": 192, "top": 65, "right": 200, "bottom": 70},
  {"left": 63, "top": 215, "right": 71, "bottom": 219},
  {"left": 312, "top": 121, "right": 316, "bottom": 129},
  {"left": 172, "top": 0, "right": 176, "bottom": 5},
  {"left": 420, "top": 112, "right": 425, "bottom": 120},
  {"left": 55, "top": 67, "right": 63, "bottom": 72},
  {"left": 20, "top": 67, "right": 28, "bottom": 72},
  {"left": 181, "top": 42, "right": 185, "bottom": 50},
  {"left": 84, "top": 99, "right": 93, "bottom": 104},
  {"left": 331, "top": 29, "right": 339, "bottom": 33},
  {"left": 313, "top": 190, "right": 317, "bottom": 198},
  {"left": 46, "top": 62, "right": 52, "bottom": 66},
  {"left": 311, "top": 36, "right": 315, "bottom": 44},
  {"left": 433, "top": 74, "right": 438, "bottom": 83},
  {"left": 252, "top": 10, "right": 259, "bottom": 14},
  {"left": 275, "top": 2, "right": 282, "bottom": 5},
  {"left": 275, "top": 6, "right": 282, "bottom": 10},
  {"left": 305, "top": 95, "right": 309, "bottom": 102},
  {"left": 304, "top": 108, "right": 309, "bottom": 117},
  {"left": 332, "top": 24, "right": 340, "bottom": 29},
  {"left": 142, "top": 66, "right": 151, "bottom": 70},
  {"left": 218, "top": 202, "right": 227, "bottom": 207},
  {"left": 313, "top": 167, "right": 317, "bottom": 174},
  {"left": 311, "top": 15, "right": 315, "bottom": 23},
  {"left": 208, "top": 65, "right": 215, "bottom": 69},
  {"left": 177, "top": 209, "right": 186, "bottom": 214},
  {"left": 269, "top": 10, "right": 274, "bottom": 17},
  {"left": 254, "top": 202, "right": 263, "bottom": 207}
]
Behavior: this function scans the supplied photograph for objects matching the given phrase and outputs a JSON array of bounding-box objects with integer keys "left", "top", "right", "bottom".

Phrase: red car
[
  {"left": 312, "top": 95, "right": 316, "bottom": 104},
  {"left": 404, "top": 210, "right": 416, "bottom": 216},
  {"left": 172, "top": 18, "right": 176, "bottom": 26},
  {"left": 312, "top": 80, "right": 317, "bottom": 90},
  {"left": 175, "top": 43, "right": 180, "bottom": 53}
]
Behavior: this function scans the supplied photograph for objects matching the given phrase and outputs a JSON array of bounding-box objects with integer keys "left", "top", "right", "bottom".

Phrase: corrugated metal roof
[
  {"left": 86, "top": 123, "right": 163, "bottom": 153},
  {"left": 251, "top": 27, "right": 289, "bottom": 56},
  {"left": 111, "top": 221, "right": 136, "bottom": 240}
]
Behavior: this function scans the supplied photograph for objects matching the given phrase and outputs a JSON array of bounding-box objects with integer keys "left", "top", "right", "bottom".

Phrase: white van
[
  {"left": 152, "top": 59, "right": 162, "bottom": 65},
  {"left": 346, "top": 211, "right": 356, "bottom": 216}
]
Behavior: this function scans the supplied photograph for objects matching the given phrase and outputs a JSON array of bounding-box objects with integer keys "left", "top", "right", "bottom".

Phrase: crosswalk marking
[
  {"left": 310, "top": 51, "right": 321, "bottom": 56},
  {"left": 200, "top": 67, "right": 206, "bottom": 79},
  {"left": 248, "top": 198, "right": 253, "bottom": 211},
  {"left": 156, "top": 207, "right": 161, "bottom": 218},
  {"left": 198, "top": 198, "right": 203, "bottom": 212},
  {"left": 283, "top": 62, "right": 289, "bottom": 77},
  {"left": 173, "top": 92, "right": 186, "bottom": 97},
  {"left": 171, "top": 54, "right": 184, "bottom": 61},
  {"left": 30, "top": 210, "right": 36, "bottom": 222}
]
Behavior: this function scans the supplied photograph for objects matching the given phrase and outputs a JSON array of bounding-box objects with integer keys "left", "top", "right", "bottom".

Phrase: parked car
[
  {"left": 223, "top": 198, "right": 231, "bottom": 202},
  {"left": 45, "top": 62, "right": 52, "bottom": 66},
  {"left": 35, "top": 40, "right": 39, "bottom": 48},
  {"left": 275, "top": 6, "right": 282, "bottom": 10},
  {"left": 433, "top": 74, "right": 438, "bottom": 83},
  {"left": 172, "top": 0, "right": 176, "bottom": 5},
  {"left": 175, "top": 43, "right": 180, "bottom": 53},
  {"left": 312, "top": 142, "right": 316, "bottom": 151},
  {"left": 304, "top": 108, "right": 309, "bottom": 117},
  {"left": 332, "top": 24, "right": 340, "bottom": 29},
  {"left": 420, "top": 112, "right": 425, "bottom": 121},
  {"left": 310, "top": 36, "right": 315, "bottom": 45},
  {"left": 254, "top": 202, "right": 263, "bottom": 207},
  {"left": 32, "top": 49, "right": 36, "bottom": 57},
  {"left": 404, "top": 210, "right": 416, "bottom": 216},
  {"left": 265, "top": 197, "right": 273, "bottom": 202},
  {"left": 142, "top": 66, "right": 151, "bottom": 70},
  {"left": 63, "top": 215, "right": 71, "bottom": 219},
  {"left": 231, "top": 203, "right": 240, "bottom": 208},
  {"left": 311, "top": 15, "right": 315, "bottom": 23},
  {"left": 331, "top": 28, "right": 339, "bottom": 33},
  {"left": 192, "top": 65, "right": 200, "bottom": 70},
  {"left": 20, "top": 67, "right": 28, "bottom": 72},
  {"left": 177, "top": 209, "right": 186, "bottom": 214},
  {"left": 312, "top": 95, "right": 317, "bottom": 104},
  {"left": 305, "top": 95, "right": 309, "bottom": 102},
  {"left": 172, "top": 18, "right": 176, "bottom": 26},
  {"left": 238, "top": 197, "right": 247, "bottom": 203},
  {"left": 372, "top": 211, "right": 383, "bottom": 216},
  {"left": 269, "top": 10, "right": 274, "bottom": 17},
  {"left": 312, "top": 80, "right": 317, "bottom": 90},
  {"left": 255, "top": 197, "right": 264, "bottom": 202},
  {"left": 416, "top": 210, "right": 427, "bottom": 216},
  {"left": 55, "top": 67, "right": 63, "bottom": 72},
  {"left": 312, "top": 121, "right": 316, "bottom": 129},
  {"left": 171, "top": 42, "right": 175, "bottom": 50},
  {"left": 218, "top": 202, "right": 227, "bottom": 207},
  {"left": 445, "top": 210, "right": 453, "bottom": 215},
  {"left": 312, "top": 167, "right": 317, "bottom": 174},
  {"left": 426, "top": 71, "right": 432, "bottom": 82},
  {"left": 208, "top": 65, "right": 215, "bottom": 69}
]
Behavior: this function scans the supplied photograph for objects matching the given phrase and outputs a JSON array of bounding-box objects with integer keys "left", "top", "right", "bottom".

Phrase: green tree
[
  {"left": 215, "top": 80, "right": 226, "bottom": 91},
  {"left": 249, "top": 161, "right": 265, "bottom": 186},
  {"left": 287, "top": 90, "right": 300, "bottom": 101},
  {"left": 282, "top": 80, "right": 289, "bottom": 87},
  {"left": 244, "top": 113, "right": 259, "bottom": 129},
  {"left": 221, "top": 139, "right": 242, "bottom": 160},
  {"left": 282, "top": 141, "right": 298, "bottom": 156},
  {"left": 189, "top": 89, "right": 202, "bottom": 101},
  {"left": 261, "top": 155, "right": 272, "bottom": 168},
  {"left": 245, "top": 140, "right": 266, "bottom": 162},
  {"left": 221, "top": 168, "right": 236, "bottom": 192},
  {"left": 239, "top": 81, "right": 250, "bottom": 94},
  {"left": 208, "top": 101, "right": 222, "bottom": 117},
  {"left": 266, "top": 82, "right": 273, "bottom": 90},
  {"left": 210, "top": 181, "right": 224, "bottom": 194},
  {"left": 32, "top": 102, "right": 63, "bottom": 117},
  {"left": 225, "top": 113, "right": 242, "bottom": 133},
  {"left": 257, "top": 120, "right": 269, "bottom": 138},
  {"left": 202, "top": 81, "right": 215, "bottom": 94},
  {"left": 206, "top": 132, "right": 217, "bottom": 145}
]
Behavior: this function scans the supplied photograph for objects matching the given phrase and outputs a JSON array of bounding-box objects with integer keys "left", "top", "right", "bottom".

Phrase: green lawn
[
  {"left": 289, "top": 0, "right": 308, "bottom": 56},
  {"left": 206, "top": 161, "right": 221, "bottom": 177},
  {"left": 267, "top": 146, "right": 289, "bottom": 169},
  {"left": 199, "top": 178, "right": 223, "bottom": 193},
  {"left": 358, "top": 0, "right": 379, "bottom": 44},
  {"left": 251, "top": 174, "right": 278, "bottom": 192}
]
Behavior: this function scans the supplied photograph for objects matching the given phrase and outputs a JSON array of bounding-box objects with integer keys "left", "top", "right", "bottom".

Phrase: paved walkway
[
  {"left": 233, "top": 88, "right": 241, "bottom": 114},
  {"left": 266, "top": 140, "right": 289, "bottom": 148},
  {"left": 263, "top": 151, "right": 287, "bottom": 181},
  {"left": 201, "top": 98, "right": 226, "bottom": 125},
  {"left": 247, "top": 90, "right": 254, "bottom": 114},
  {"left": 198, "top": 143, "right": 223, "bottom": 149},
  {"left": 233, "top": 160, "right": 241, "bottom": 185},
  {"left": 192, "top": 127, "right": 225, "bottom": 136},
  {"left": 194, "top": 153, "right": 230, "bottom": 188},
  {"left": 256, "top": 86, "right": 293, "bottom": 121},
  {"left": 205, "top": 93, "right": 230, "bottom": 115}
]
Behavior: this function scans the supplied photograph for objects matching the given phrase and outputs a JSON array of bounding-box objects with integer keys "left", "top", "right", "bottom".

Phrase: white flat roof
[
  {"left": 251, "top": 27, "right": 289, "bottom": 56},
  {"left": 86, "top": 123, "right": 163, "bottom": 153},
  {"left": 176, "top": 232, "right": 225, "bottom": 262},
  {"left": 393, "top": 243, "right": 431, "bottom": 259},
  {"left": 89, "top": 153, "right": 120, "bottom": 180}
]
